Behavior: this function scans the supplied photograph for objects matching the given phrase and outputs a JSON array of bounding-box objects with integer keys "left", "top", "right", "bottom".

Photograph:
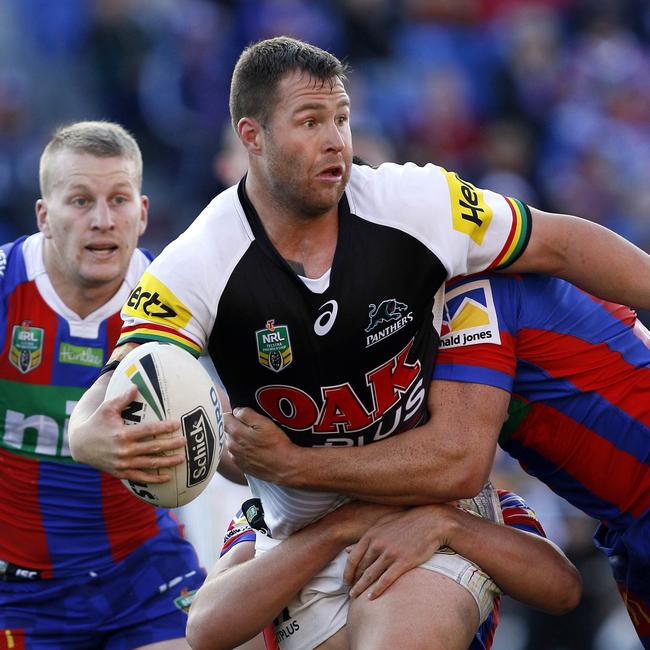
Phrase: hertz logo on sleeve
[
  {"left": 444, "top": 171, "right": 493, "bottom": 245},
  {"left": 123, "top": 271, "right": 192, "bottom": 330}
]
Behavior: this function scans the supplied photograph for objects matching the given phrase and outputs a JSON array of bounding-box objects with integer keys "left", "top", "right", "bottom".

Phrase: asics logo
[{"left": 314, "top": 300, "right": 338, "bottom": 336}]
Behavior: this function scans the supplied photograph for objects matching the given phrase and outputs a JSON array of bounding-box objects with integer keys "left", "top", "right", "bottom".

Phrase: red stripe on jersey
[
  {"left": 105, "top": 312, "right": 123, "bottom": 359},
  {"left": 516, "top": 404, "right": 650, "bottom": 518},
  {"left": 0, "top": 450, "right": 51, "bottom": 577},
  {"left": 487, "top": 197, "right": 518, "bottom": 270},
  {"left": 519, "top": 329, "right": 650, "bottom": 428},
  {"left": 119, "top": 322, "right": 197, "bottom": 347},
  {"left": 437, "top": 330, "right": 517, "bottom": 377},
  {"left": 221, "top": 529, "right": 254, "bottom": 556},
  {"left": 484, "top": 597, "right": 501, "bottom": 650},
  {"left": 502, "top": 509, "right": 546, "bottom": 536},
  {"left": 100, "top": 472, "right": 161, "bottom": 563},
  {"left": 1, "top": 283, "right": 59, "bottom": 384},
  {"left": 263, "top": 625, "right": 281, "bottom": 650},
  {"left": 0, "top": 629, "right": 26, "bottom": 650}
]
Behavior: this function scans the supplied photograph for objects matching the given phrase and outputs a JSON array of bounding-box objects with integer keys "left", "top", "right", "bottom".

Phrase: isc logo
[{"left": 182, "top": 407, "right": 216, "bottom": 486}]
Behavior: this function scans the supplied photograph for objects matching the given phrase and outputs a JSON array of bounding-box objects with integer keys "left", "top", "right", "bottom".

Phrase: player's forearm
[
  {"left": 68, "top": 372, "right": 112, "bottom": 462},
  {"left": 187, "top": 517, "right": 355, "bottom": 650},
  {"left": 283, "top": 430, "right": 488, "bottom": 504},
  {"left": 445, "top": 508, "right": 582, "bottom": 615},
  {"left": 510, "top": 210, "right": 650, "bottom": 310}
]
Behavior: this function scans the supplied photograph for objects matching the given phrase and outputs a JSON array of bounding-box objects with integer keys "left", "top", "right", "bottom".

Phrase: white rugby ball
[{"left": 106, "top": 341, "right": 224, "bottom": 507}]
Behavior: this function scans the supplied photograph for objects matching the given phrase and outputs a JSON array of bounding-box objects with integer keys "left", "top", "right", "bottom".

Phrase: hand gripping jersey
[
  {"left": 221, "top": 490, "right": 547, "bottom": 650},
  {"left": 118, "top": 162, "right": 532, "bottom": 537},
  {"left": 434, "top": 273, "right": 650, "bottom": 646},
  {"left": 0, "top": 234, "right": 180, "bottom": 578}
]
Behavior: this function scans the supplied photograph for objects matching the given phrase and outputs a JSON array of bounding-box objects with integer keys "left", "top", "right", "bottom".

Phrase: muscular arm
[
  {"left": 186, "top": 501, "right": 401, "bottom": 650},
  {"left": 226, "top": 380, "right": 508, "bottom": 504},
  {"left": 347, "top": 503, "right": 581, "bottom": 615},
  {"left": 508, "top": 207, "right": 650, "bottom": 310}
]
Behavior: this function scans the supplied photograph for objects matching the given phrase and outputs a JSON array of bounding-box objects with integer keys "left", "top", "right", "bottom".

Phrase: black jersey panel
[{"left": 208, "top": 209, "right": 447, "bottom": 448}]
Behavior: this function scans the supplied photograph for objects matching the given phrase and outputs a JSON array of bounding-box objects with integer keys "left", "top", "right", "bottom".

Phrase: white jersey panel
[
  {"left": 247, "top": 476, "right": 348, "bottom": 539},
  {"left": 346, "top": 162, "right": 519, "bottom": 278},
  {"left": 120, "top": 185, "right": 254, "bottom": 352}
]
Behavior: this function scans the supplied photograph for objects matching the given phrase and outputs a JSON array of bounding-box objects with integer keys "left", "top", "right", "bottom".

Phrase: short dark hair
[
  {"left": 40, "top": 121, "right": 143, "bottom": 196},
  {"left": 229, "top": 36, "right": 349, "bottom": 131}
]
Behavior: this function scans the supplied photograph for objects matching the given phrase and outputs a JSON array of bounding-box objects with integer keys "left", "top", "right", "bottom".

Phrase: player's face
[
  {"left": 36, "top": 151, "right": 147, "bottom": 294},
  {"left": 261, "top": 71, "right": 352, "bottom": 217}
]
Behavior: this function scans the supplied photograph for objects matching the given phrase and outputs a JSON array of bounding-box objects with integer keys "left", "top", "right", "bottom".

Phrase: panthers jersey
[
  {"left": 118, "top": 163, "right": 532, "bottom": 537},
  {"left": 434, "top": 273, "right": 650, "bottom": 531},
  {"left": 0, "top": 234, "right": 179, "bottom": 578}
]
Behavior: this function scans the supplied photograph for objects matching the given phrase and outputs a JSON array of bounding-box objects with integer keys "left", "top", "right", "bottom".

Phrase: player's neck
[
  {"left": 245, "top": 176, "right": 338, "bottom": 279},
  {"left": 43, "top": 254, "right": 122, "bottom": 319}
]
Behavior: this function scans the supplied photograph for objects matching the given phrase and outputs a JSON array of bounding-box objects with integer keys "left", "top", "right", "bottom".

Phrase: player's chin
[
  {"left": 79, "top": 264, "right": 125, "bottom": 287},
  {"left": 308, "top": 183, "right": 345, "bottom": 213}
]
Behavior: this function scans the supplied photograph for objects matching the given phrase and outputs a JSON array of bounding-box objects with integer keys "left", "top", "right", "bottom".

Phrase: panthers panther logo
[{"left": 365, "top": 299, "right": 408, "bottom": 333}]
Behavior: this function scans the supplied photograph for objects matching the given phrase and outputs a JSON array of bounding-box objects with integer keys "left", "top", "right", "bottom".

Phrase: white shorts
[{"left": 255, "top": 484, "right": 503, "bottom": 650}]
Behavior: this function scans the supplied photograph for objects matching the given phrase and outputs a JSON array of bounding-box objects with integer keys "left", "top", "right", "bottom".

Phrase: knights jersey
[
  {"left": 434, "top": 273, "right": 650, "bottom": 531},
  {"left": 0, "top": 234, "right": 180, "bottom": 578},
  {"left": 118, "top": 163, "right": 532, "bottom": 537},
  {"left": 221, "top": 490, "right": 546, "bottom": 650}
]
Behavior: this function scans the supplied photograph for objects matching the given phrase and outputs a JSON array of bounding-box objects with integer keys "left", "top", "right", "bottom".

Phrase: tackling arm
[
  {"left": 185, "top": 501, "right": 401, "bottom": 650},
  {"left": 346, "top": 502, "right": 582, "bottom": 614},
  {"left": 225, "top": 380, "right": 509, "bottom": 504}
]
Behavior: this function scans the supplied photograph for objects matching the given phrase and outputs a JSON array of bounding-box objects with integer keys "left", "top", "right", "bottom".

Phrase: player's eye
[{"left": 72, "top": 197, "right": 89, "bottom": 207}]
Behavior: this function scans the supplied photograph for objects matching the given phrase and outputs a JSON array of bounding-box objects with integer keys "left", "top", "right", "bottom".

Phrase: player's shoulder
[
  {"left": 347, "top": 161, "right": 451, "bottom": 217},
  {"left": 220, "top": 508, "right": 256, "bottom": 557},
  {"left": 497, "top": 489, "right": 546, "bottom": 536},
  {"left": 0, "top": 234, "right": 32, "bottom": 297}
]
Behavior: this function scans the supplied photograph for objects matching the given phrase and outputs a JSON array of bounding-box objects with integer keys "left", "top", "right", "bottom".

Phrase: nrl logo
[
  {"left": 173, "top": 588, "right": 197, "bottom": 613},
  {"left": 365, "top": 299, "right": 413, "bottom": 347},
  {"left": 256, "top": 319, "right": 293, "bottom": 372},
  {"left": 10, "top": 321, "right": 44, "bottom": 374}
]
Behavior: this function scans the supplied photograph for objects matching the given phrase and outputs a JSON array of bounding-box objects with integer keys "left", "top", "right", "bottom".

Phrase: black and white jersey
[{"left": 120, "top": 161, "right": 532, "bottom": 537}]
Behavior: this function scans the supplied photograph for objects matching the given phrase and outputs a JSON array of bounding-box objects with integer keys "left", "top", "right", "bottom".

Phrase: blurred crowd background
[{"left": 2, "top": 0, "right": 648, "bottom": 648}]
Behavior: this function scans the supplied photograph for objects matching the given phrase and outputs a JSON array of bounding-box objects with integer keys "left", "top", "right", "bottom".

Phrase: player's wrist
[
  {"left": 310, "top": 507, "right": 359, "bottom": 548},
  {"left": 279, "top": 445, "right": 315, "bottom": 488}
]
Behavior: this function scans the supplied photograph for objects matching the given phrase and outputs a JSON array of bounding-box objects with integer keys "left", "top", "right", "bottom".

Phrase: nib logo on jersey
[
  {"left": 440, "top": 279, "right": 501, "bottom": 349},
  {"left": 365, "top": 298, "right": 413, "bottom": 347}
]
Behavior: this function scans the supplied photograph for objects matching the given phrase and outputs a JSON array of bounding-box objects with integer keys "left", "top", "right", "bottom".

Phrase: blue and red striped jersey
[
  {"left": 0, "top": 234, "right": 180, "bottom": 578},
  {"left": 434, "top": 273, "right": 650, "bottom": 531}
]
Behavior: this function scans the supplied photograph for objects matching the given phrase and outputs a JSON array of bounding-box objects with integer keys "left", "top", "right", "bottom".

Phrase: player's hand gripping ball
[{"left": 106, "top": 342, "right": 224, "bottom": 507}]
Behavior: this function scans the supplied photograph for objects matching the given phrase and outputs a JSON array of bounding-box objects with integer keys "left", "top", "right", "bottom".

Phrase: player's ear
[
  {"left": 237, "top": 118, "right": 263, "bottom": 156},
  {"left": 138, "top": 195, "right": 149, "bottom": 236},
  {"left": 35, "top": 199, "right": 51, "bottom": 237}
]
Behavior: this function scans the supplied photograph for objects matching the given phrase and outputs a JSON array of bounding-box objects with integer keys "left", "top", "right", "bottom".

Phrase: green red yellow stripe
[
  {"left": 488, "top": 197, "right": 532, "bottom": 270},
  {"left": 118, "top": 324, "right": 202, "bottom": 357}
]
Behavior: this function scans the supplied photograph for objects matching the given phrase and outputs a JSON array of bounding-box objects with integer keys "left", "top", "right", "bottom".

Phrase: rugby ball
[{"left": 106, "top": 342, "right": 224, "bottom": 507}]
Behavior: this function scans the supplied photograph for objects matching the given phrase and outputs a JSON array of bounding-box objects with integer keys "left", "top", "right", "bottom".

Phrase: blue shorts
[
  {"left": 0, "top": 529, "right": 206, "bottom": 649},
  {"left": 594, "top": 510, "right": 650, "bottom": 649}
]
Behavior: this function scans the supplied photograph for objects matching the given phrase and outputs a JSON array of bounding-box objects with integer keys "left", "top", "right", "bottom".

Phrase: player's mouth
[
  {"left": 85, "top": 243, "right": 119, "bottom": 259},
  {"left": 315, "top": 164, "right": 344, "bottom": 182}
]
